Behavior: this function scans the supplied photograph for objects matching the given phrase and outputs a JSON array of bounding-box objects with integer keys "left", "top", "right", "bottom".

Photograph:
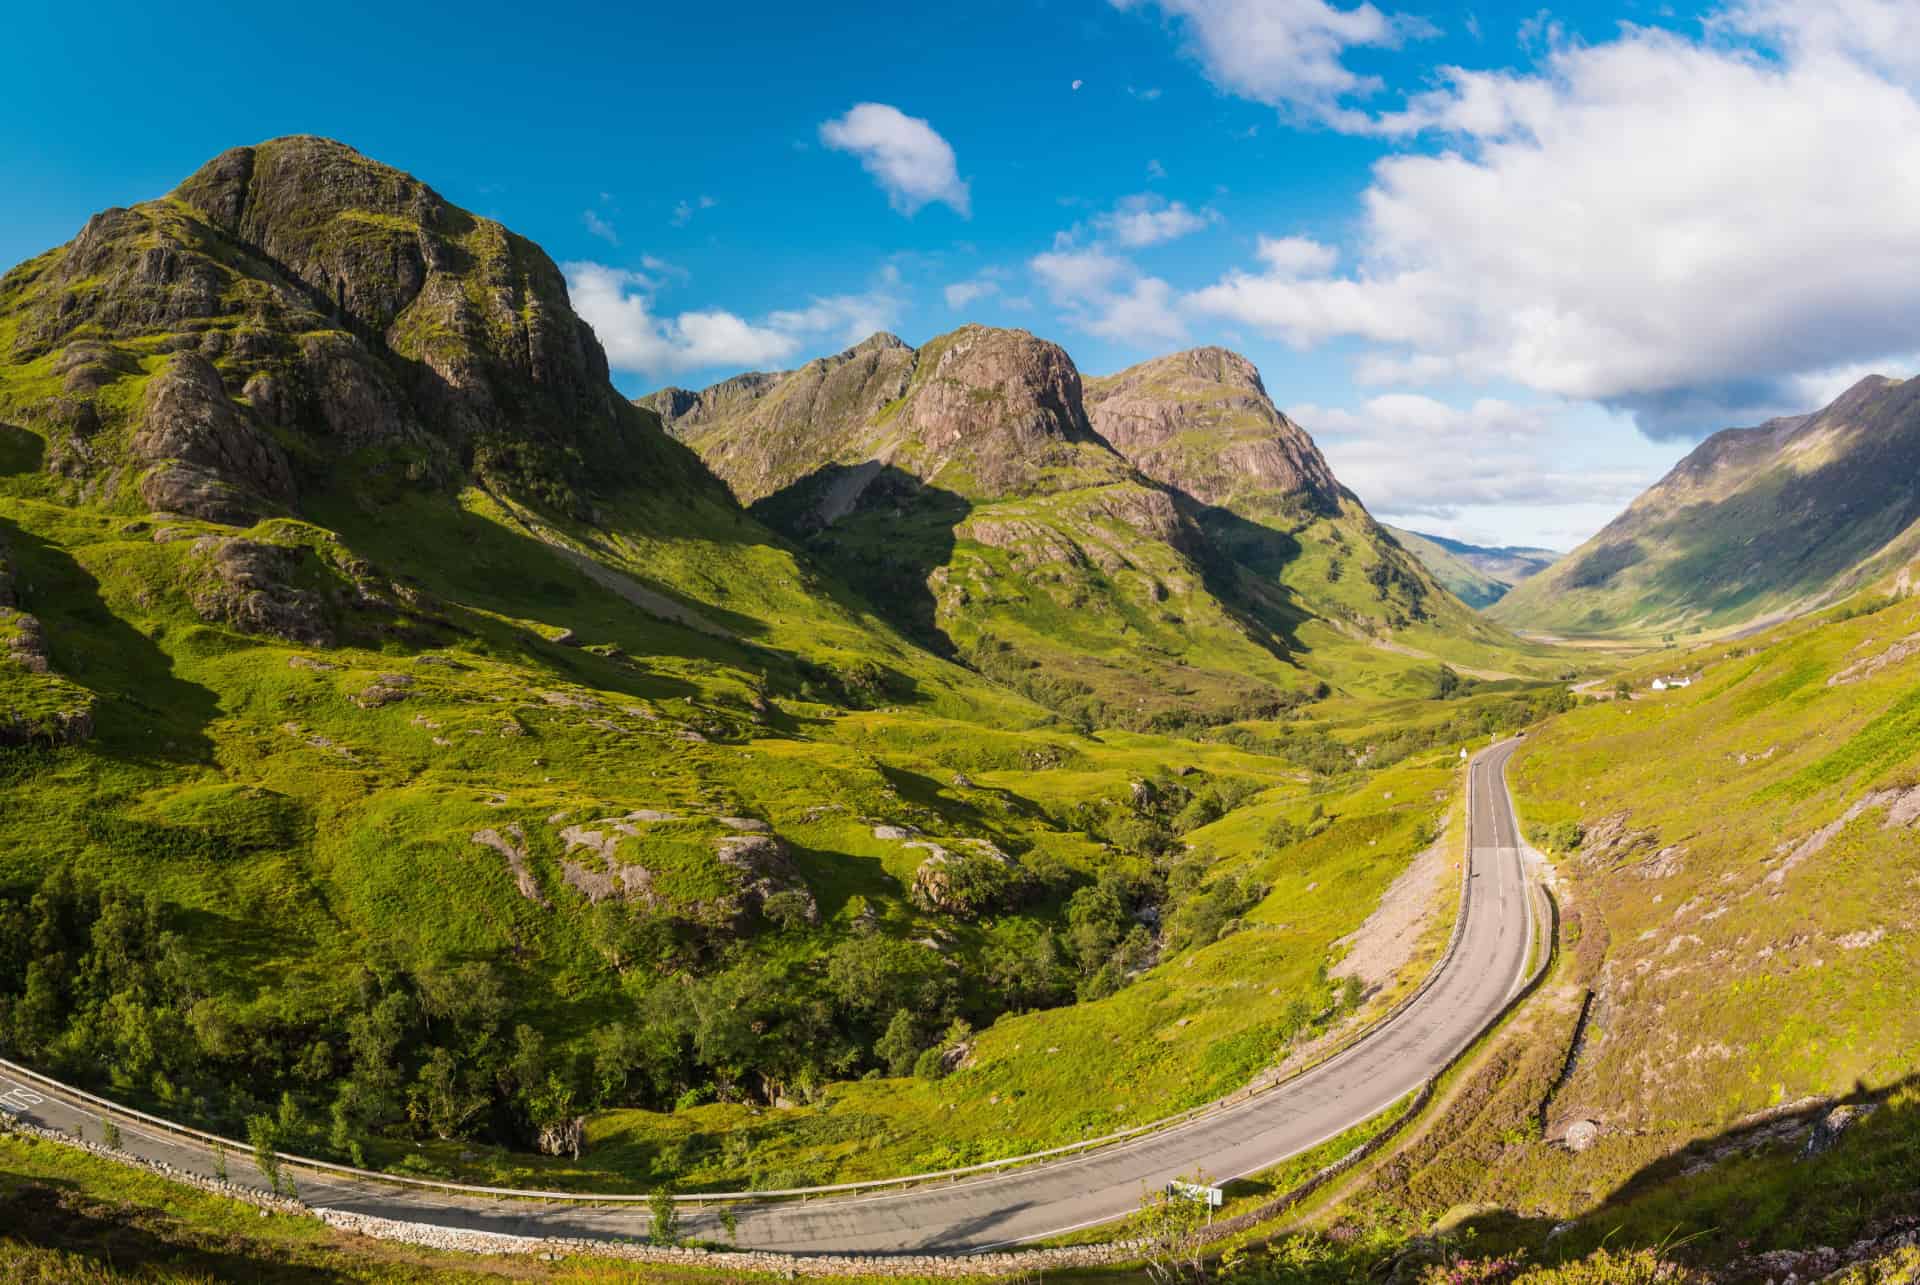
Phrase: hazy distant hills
[
  {"left": 1385, "top": 527, "right": 1558, "bottom": 609},
  {"left": 1492, "top": 375, "right": 1920, "bottom": 636}
]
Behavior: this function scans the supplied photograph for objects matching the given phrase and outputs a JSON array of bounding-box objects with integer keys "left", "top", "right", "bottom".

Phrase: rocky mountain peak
[
  {"left": 1083, "top": 346, "right": 1339, "bottom": 510},
  {"left": 4, "top": 136, "right": 693, "bottom": 525}
]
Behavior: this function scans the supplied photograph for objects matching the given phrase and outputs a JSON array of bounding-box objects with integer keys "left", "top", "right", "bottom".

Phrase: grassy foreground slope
[{"left": 1373, "top": 580, "right": 1920, "bottom": 1269}]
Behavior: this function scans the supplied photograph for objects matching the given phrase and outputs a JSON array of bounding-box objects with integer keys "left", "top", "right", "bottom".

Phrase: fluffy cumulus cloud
[
  {"left": 1292, "top": 395, "right": 1653, "bottom": 521},
  {"left": 820, "top": 103, "right": 971, "bottom": 217},
  {"left": 944, "top": 277, "right": 1000, "bottom": 311},
  {"left": 1188, "top": 11, "right": 1920, "bottom": 438},
  {"left": 565, "top": 262, "right": 901, "bottom": 379},
  {"left": 1111, "top": 0, "right": 1437, "bottom": 126},
  {"left": 1029, "top": 242, "right": 1186, "bottom": 345},
  {"left": 1094, "top": 194, "right": 1216, "bottom": 248}
]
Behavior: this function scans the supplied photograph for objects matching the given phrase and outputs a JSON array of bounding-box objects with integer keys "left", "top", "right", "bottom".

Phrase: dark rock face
[
  {"left": 133, "top": 353, "right": 295, "bottom": 524},
  {"left": 715, "top": 833, "right": 818, "bottom": 925}
]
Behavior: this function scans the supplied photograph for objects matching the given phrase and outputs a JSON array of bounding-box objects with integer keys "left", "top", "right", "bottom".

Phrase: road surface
[{"left": 0, "top": 739, "right": 1540, "bottom": 1254}]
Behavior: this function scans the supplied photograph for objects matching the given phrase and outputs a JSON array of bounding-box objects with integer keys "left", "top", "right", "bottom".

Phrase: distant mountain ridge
[
  {"left": 1385, "top": 527, "right": 1558, "bottom": 609},
  {"left": 1492, "top": 374, "right": 1920, "bottom": 636}
]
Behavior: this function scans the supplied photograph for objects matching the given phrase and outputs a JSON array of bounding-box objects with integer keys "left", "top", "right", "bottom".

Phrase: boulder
[{"left": 1801, "top": 1104, "right": 1876, "bottom": 1159}]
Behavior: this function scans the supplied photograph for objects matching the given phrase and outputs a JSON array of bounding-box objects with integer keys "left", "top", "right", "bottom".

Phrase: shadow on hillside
[
  {"left": 1426, "top": 1071, "right": 1920, "bottom": 1275},
  {"left": 753, "top": 463, "right": 966, "bottom": 659},
  {"left": 0, "top": 422, "right": 44, "bottom": 475},
  {"left": 0, "top": 515, "right": 218, "bottom": 764},
  {"left": 0, "top": 1178, "right": 354, "bottom": 1282},
  {"left": 1181, "top": 499, "right": 1312, "bottom": 660},
  {"left": 784, "top": 840, "right": 901, "bottom": 923}
]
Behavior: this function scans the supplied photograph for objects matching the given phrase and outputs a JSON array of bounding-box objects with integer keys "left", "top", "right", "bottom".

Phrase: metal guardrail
[{"left": 0, "top": 742, "right": 1514, "bottom": 1209}]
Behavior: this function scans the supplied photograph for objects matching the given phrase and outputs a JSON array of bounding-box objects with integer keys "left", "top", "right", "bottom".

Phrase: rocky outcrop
[
  {"left": 646, "top": 326, "right": 1128, "bottom": 511},
  {"left": 4, "top": 135, "right": 715, "bottom": 523},
  {"left": 716, "top": 833, "right": 818, "bottom": 925},
  {"left": 1084, "top": 346, "right": 1342, "bottom": 510},
  {"left": 133, "top": 353, "right": 294, "bottom": 524},
  {"left": 1801, "top": 1103, "right": 1876, "bottom": 1159},
  {"left": 472, "top": 825, "right": 549, "bottom": 907},
  {"left": 908, "top": 841, "right": 1016, "bottom": 916},
  {"left": 187, "top": 537, "right": 333, "bottom": 645}
]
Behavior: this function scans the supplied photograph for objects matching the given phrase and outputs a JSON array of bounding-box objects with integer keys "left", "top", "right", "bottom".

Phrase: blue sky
[{"left": 8, "top": 0, "right": 1920, "bottom": 549}]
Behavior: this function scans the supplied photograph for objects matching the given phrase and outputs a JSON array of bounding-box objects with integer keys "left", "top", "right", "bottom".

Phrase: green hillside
[
  {"left": 0, "top": 137, "right": 1583, "bottom": 1197},
  {"left": 1492, "top": 374, "right": 1920, "bottom": 637}
]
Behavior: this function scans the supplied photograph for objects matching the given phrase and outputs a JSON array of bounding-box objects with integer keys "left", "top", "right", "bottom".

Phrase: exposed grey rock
[
  {"left": 472, "top": 825, "right": 549, "bottom": 907},
  {"left": 133, "top": 352, "right": 294, "bottom": 524},
  {"left": 189, "top": 537, "right": 333, "bottom": 645}
]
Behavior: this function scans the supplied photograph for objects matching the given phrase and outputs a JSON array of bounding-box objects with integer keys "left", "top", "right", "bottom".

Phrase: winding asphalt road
[{"left": 0, "top": 739, "right": 1539, "bottom": 1254}]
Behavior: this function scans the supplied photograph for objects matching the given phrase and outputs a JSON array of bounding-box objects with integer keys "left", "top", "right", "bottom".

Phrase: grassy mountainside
[
  {"left": 652, "top": 339, "right": 1580, "bottom": 730},
  {"left": 1323, "top": 585, "right": 1920, "bottom": 1274},
  {"left": 648, "top": 327, "right": 1329, "bottom": 730},
  {"left": 1082, "top": 348, "right": 1570, "bottom": 688},
  {"left": 1493, "top": 373, "right": 1920, "bottom": 637},
  {"left": 0, "top": 136, "right": 1587, "bottom": 1199},
  {"left": 1384, "top": 526, "right": 1556, "bottom": 609}
]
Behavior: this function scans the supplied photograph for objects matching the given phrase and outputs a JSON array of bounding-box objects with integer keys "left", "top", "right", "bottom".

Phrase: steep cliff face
[
  {"left": 643, "top": 327, "right": 1307, "bottom": 727},
  {"left": 1081, "top": 348, "right": 1523, "bottom": 673},
  {"left": 1, "top": 135, "right": 708, "bottom": 524},
  {"left": 1493, "top": 374, "right": 1920, "bottom": 636},
  {"left": 1084, "top": 347, "right": 1341, "bottom": 510},
  {"left": 642, "top": 326, "right": 1132, "bottom": 513}
]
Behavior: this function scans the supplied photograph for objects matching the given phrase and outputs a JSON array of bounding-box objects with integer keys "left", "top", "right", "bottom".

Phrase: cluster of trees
[
  {"left": 0, "top": 768, "right": 1300, "bottom": 1167},
  {"left": 0, "top": 860, "right": 1183, "bottom": 1161}
]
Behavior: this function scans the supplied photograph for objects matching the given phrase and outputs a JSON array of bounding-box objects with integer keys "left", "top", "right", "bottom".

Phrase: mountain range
[
  {"left": 0, "top": 136, "right": 1561, "bottom": 1194},
  {"left": 1383, "top": 527, "right": 1558, "bottom": 609}
]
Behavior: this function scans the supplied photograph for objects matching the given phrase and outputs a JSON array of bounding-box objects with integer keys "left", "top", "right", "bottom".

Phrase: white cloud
[
  {"left": 1719, "top": 0, "right": 1920, "bottom": 85},
  {"left": 1253, "top": 235, "right": 1338, "bottom": 277},
  {"left": 1129, "top": 85, "right": 1165, "bottom": 101},
  {"left": 1791, "top": 352, "right": 1920, "bottom": 411},
  {"left": 1031, "top": 246, "right": 1133, "bottom": 301},
  {"left": 1083, "top": 276, "right": 1186, "bottom": 343},
  {"left": 1031, "top": 246, "right": 1185, "bottom": 345},
  {"left": 1147, "top": 158, "right": 1168, "bottom": 179},
  {"left": 945, "top": 278, "right": 1000, "bottom": 310},
  {"left": 766, "top": 291, "right": 904, "bottom": 346},
  {"left": 582, "top": 210, "right": 619, "bottom": 245},
  {"left": 1293, "top": 395, "right": 1653, "bottom": 519},
  {"left": 565, "top": 262, "right": 901, "bottom": 379},
  {"left": 1188, "top": 18, "right": 1920, "bottom": 438},
  {"left": 1072, "top": 79, "right": 1085, "bottom": 90},
  {"left": 820, "top": 102, "right": 971, "bottom": 217},
  {"left": 1094, "top": 194, "right": 1217, "bottom": 248},
  {"left": 1112, "top": 0, "right": 1438, "bottom": 127}
]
